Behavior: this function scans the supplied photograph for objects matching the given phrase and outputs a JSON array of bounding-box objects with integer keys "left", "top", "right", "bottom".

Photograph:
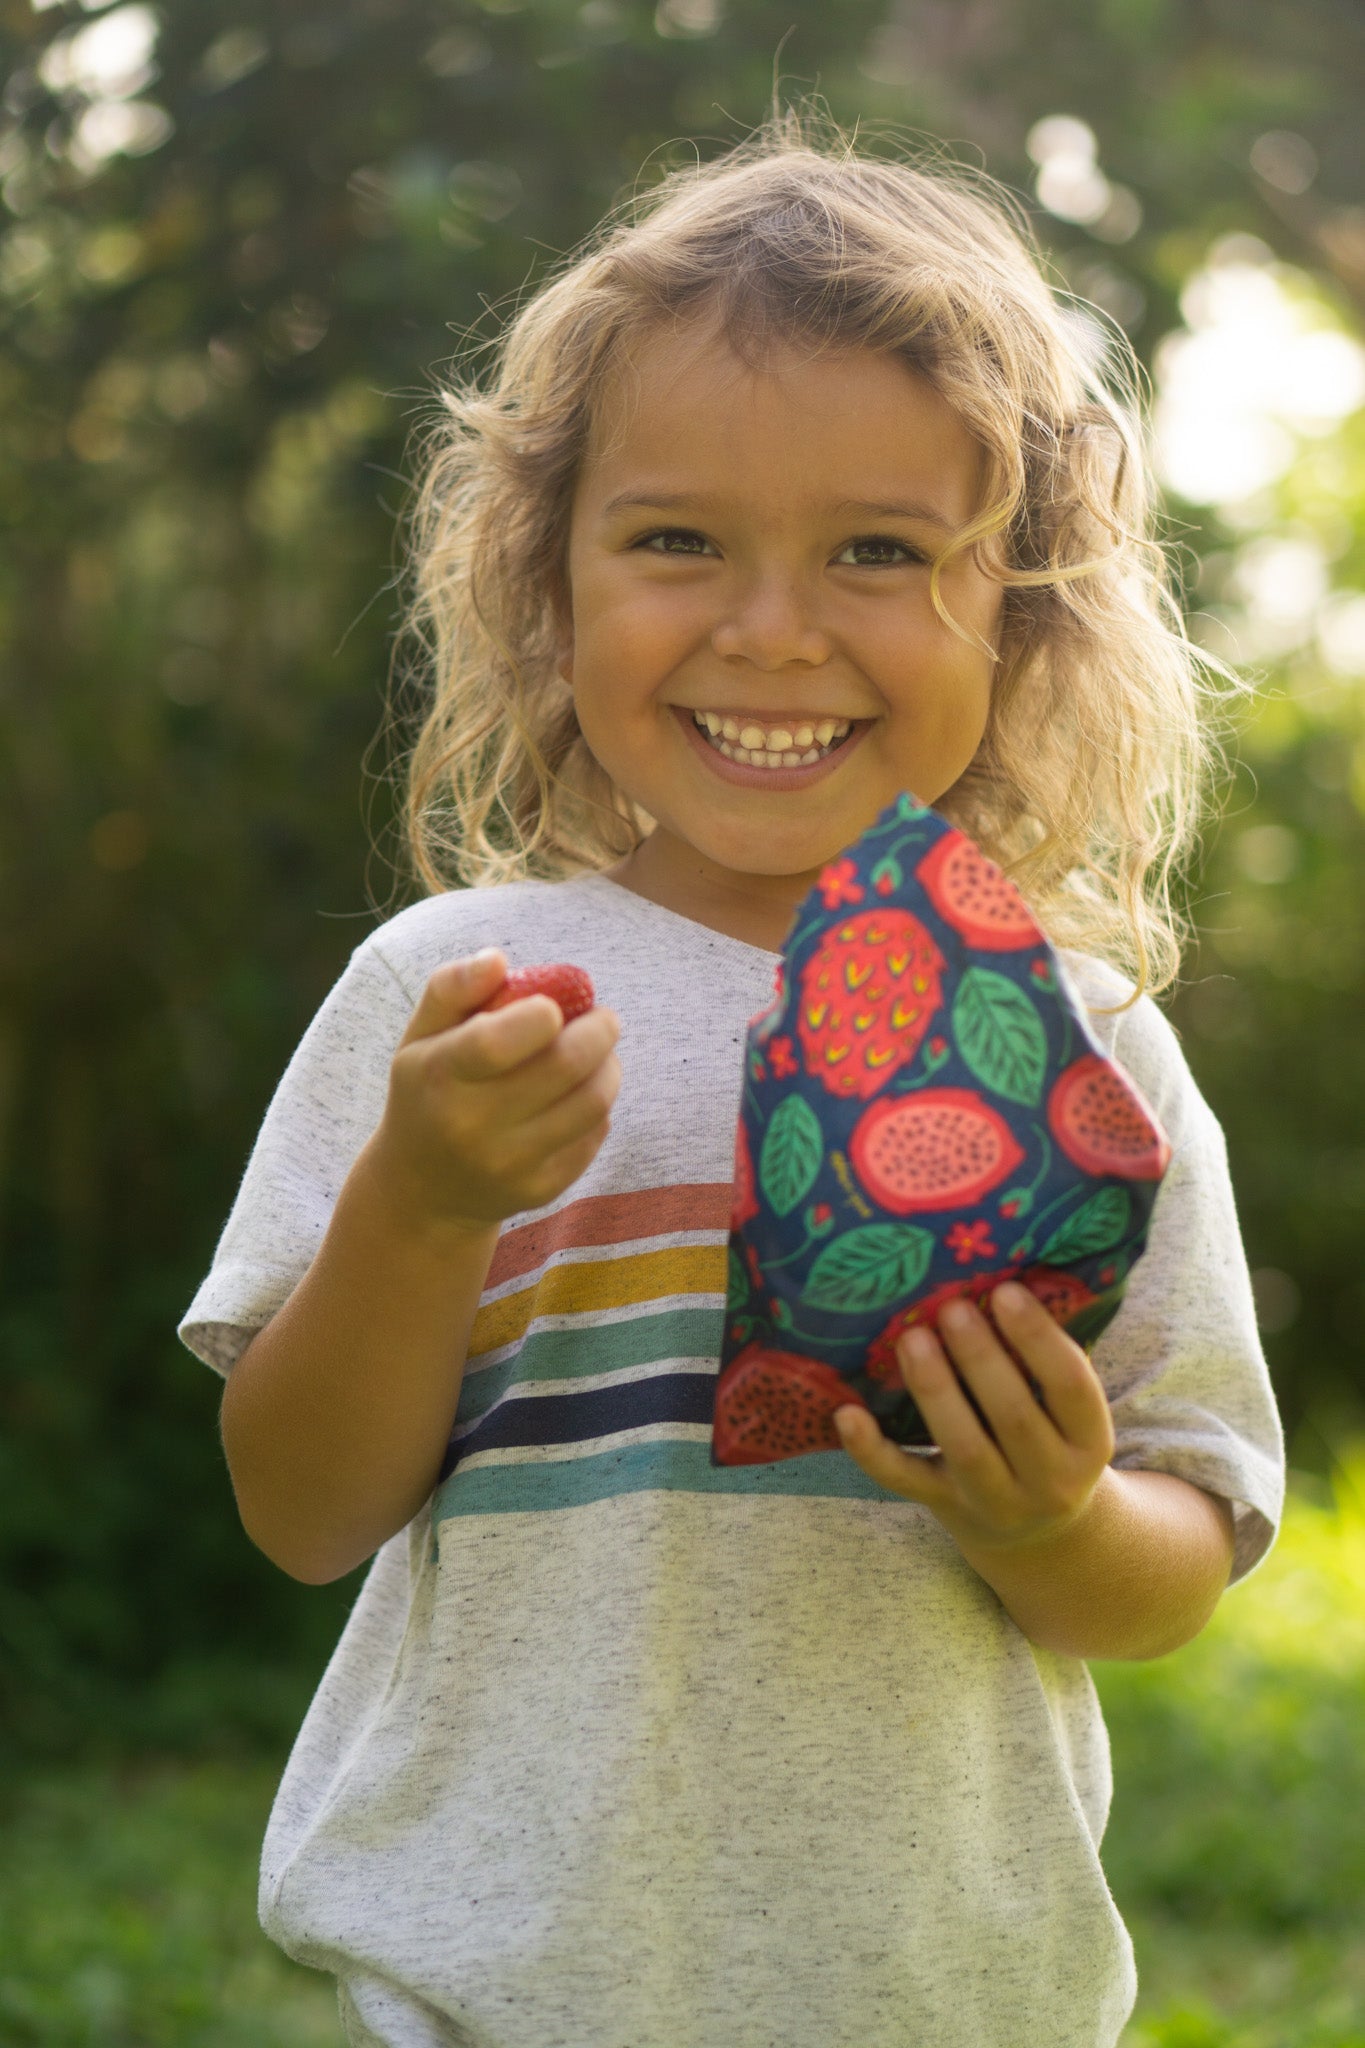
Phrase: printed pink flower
[
  {"left": 811, "top": 1203, "right": 833, "bottom": 1226},
  {"left": 768, "top": 1035, "right": 798, "bottom": 1078},
  {"left": 817, "top": 857, "right": 864, "bottom": 909},
  {"left": 946, "top": 1219, "right": 997, "bottom": 1265},
  {"left": 929, "top": 1035, "right": 948, "bottom": 1058},
  {"left": 875, "top": 871, "right": 895, "bottom": 894}
]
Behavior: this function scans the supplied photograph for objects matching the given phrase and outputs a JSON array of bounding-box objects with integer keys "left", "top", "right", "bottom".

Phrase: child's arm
[
  {"left": 833, "top": 1281, "right": 1236, "bottom": 1661},
  {"left": 220, "top": 951, "right": 621, "bottom": 1585},
  {"left": 940, "top": 1465, "right": 1233, "bottom": 1662}
]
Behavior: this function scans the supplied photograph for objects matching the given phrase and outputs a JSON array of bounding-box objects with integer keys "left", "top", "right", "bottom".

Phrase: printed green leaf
[
  {"left": 801, "top": 1224, "right": 934, "bottom": 1315},
  {"left": 952, "top": 967, "right": 1047, "bottom": 1106},
  {"left": 759, "top": 1094, "right": 823, "bottom": 1217},
  {"left": 1038, "top": 1186, "right": 1131, "bottom": 1264},
  {"left": 726, "top": 1246, "right": 749, "bottom": 1311}
]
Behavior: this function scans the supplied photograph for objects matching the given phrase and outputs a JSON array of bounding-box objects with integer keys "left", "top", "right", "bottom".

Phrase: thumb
[{"left": 399, "top": 948, "right": 507, "bottom": 1048}]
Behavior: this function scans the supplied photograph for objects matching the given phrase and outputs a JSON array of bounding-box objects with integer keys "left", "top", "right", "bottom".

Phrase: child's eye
[
  {"left": 837, "top": 535, "right": 925, "bottom": 568},
  {"left": 636, "top": 528, "right": 714, "bottom": 556}
]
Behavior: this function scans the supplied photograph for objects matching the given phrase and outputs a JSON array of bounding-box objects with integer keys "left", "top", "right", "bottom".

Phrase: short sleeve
[
  {"left": 177, "top": 936, "right": 419, "bottom": 1378},
  {"left": 1089, "top": 992, "right": 1286, "bottom": 1586}
]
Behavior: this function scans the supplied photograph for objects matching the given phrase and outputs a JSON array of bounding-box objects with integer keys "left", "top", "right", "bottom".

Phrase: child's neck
[{"left": 601, "top": 833, "right": 808, "bottom": 956}]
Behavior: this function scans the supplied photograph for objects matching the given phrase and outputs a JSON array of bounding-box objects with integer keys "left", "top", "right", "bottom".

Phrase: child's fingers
[
  {"left": 987, "top": 1287, "right": 1116, "bottom": 1459},
  {"left": 833, "top": 1407, "right": 954, "bottom": 1513},
  {"left": 442, "top": 1005, "right": 620, "bottom": 1109},
  {"left": 519, "top": 1046, "right": 622, "bottom": 1157},
  {"left": 531, "top": 1112, "right": 617, "bottom": 1201},
  {"left": 917, "top": 1304, "right": 1058, "bottom": 1467},
  {"left": 399, "top": 951, "right": 510, "bottom": 1049},
  {"left": 897, "top": 1324, "right": 1017, "bottom": 1482},
  {"left": 451, "top": 995, "right": 572, "bottom": 1082}
]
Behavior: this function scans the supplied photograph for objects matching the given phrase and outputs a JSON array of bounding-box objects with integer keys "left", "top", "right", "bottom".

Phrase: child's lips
[{"left": 675, "top": 705, "right": 869, "bottom": 789}]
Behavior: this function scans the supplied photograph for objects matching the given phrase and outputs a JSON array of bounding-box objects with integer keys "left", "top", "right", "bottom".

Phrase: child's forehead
[
  {"left": 591, "top": 314, "right": 899, "bottom": 430},
  {"left": 579, "top": 315, "right": 985, "bottom": 515}
]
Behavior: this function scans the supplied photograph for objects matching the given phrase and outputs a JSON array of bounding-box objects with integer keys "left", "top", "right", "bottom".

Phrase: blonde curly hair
[{"left": 384, "top": 107, "right": 1247, "bottom": 1005}]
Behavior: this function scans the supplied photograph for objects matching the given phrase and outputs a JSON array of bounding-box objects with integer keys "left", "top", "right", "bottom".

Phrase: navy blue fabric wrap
[{"left": 710, "top": 794, "right": 1172, "bottom": 1466}]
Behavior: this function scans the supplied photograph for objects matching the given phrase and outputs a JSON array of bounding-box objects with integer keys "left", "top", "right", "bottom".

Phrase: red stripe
[{"left": 487, "top": 1183, "right": 734, "bottom": 1288}]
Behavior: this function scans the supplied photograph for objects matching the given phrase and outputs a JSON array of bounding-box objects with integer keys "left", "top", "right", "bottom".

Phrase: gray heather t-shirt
[{"left": 179, "top": 870, "right": 1285, "bottom": 2048}]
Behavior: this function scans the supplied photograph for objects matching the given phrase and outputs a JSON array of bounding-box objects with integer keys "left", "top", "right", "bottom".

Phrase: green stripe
[
  {"left": 459, "top": 1304, "right": 724, "bottom": 1423},
  {"left": 433, "top": 1436, "right": 898, "bottom": 1521}
]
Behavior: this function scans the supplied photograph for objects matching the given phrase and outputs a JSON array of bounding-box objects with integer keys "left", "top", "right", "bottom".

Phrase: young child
[{"left": 179, "top": 114, "right": 1285, "bottom": 2048}]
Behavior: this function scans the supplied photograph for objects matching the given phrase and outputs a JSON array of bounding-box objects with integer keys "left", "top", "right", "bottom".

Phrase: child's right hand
[{"left": 368, "top": 949, "right": 621, "bottom": 1237}]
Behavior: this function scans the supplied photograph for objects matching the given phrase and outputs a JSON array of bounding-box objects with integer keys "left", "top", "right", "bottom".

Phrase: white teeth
[
  {"left": 695, "top": 711, "right": 851, "bottom": 755},
  {"left": 691, "top": 709, "right": 855, "bottom": 772}
]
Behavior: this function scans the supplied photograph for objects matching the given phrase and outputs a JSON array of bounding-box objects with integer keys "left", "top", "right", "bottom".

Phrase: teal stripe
[
  {"left": 459, "top": 1304, "right": 724, "bottom": 1423},
  {"left": 432, "top": 1435, "right": 898, "bottom": 1521}
]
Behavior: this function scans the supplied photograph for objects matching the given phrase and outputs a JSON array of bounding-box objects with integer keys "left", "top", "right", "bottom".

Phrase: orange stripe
[{"left": 486, "top": 1183, "right": 734, "bottom": 1289}]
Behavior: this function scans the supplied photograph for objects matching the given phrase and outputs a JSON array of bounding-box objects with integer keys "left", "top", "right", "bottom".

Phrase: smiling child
[{"left": 179, "top": 114, "right": 1284, "bottom": 2048}]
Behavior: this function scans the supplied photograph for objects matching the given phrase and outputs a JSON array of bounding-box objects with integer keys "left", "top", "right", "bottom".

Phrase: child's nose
[{"left": 710, "top": 576, "right": 831, "bottom": 669}]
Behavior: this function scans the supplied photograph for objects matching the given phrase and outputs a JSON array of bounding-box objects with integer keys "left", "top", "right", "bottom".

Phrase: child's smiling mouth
[{"left": 673, "top": 704, "right": 870, "bottom": 788}]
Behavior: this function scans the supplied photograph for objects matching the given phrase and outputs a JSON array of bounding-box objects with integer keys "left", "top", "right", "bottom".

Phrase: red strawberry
[{"left": 479, "top": 963, "right": 595, "bottom": 1025}]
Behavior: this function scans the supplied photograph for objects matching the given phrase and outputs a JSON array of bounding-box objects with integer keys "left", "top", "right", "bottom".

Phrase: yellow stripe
[{"left": 470, "top": 1241, "right": 727, "bottom": 1359}]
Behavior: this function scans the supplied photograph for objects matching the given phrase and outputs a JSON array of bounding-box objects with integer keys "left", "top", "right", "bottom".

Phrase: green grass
[
  {"left": 3, "top": 1447, "right": 1363, "bottom": 2046},
  {"left": 0, "top": 1757, "right": 341, "bottom": 2046}
]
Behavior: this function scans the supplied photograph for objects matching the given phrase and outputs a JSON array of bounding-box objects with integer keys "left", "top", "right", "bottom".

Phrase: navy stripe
[
  {"left": 437, "top": 1368, "right": 718, "bottom": 1480},
  {"left": 458, "top": 1306, "right": 724, "bottom": 1425}
]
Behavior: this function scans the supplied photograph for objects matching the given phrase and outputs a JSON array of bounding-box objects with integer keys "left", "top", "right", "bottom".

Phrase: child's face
[{"left": 560, "top": 317, "right": 1005, "bottom": 949}]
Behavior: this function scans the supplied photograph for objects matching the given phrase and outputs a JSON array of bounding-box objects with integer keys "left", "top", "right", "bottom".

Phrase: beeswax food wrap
[{"left": 711, "top": 794, "right": 1172, "bottom": 1467}]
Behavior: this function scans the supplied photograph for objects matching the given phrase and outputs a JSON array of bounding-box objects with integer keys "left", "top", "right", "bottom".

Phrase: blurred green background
[{"left": 1, "top": 0, "right": 1363, "bottom": 2040}]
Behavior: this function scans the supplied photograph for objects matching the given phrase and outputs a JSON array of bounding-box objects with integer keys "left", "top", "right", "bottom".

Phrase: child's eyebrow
[
  {"left": 600, "top": 488, "right": 957, "bottom": 533},
  {"left": 835, "top": 497, "right": 958, "bottom": 534}
]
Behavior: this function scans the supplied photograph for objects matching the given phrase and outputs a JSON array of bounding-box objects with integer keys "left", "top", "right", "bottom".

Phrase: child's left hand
[{"left": 833, "top": 1281, "right": 1117, "bottom": 1552}]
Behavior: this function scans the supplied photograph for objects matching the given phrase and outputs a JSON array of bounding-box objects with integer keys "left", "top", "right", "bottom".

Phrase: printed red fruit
[
  {"left": 797, "top": 908, "right": 946, "bottom": 1100},
  {"left": 916, "top": 830, "right": 1041, "bottom": 951},
  {"left": 1048, "top": 1054, "right": 1171, "bottom": 1180},
  {"left": 732, "top": 1119, "right": 760, "bottom": 1231},
  {"left": 1017, "top": 1265, "right": 1098, "bottom": 1324},
  {"left": 849, "top": 1087, "right": 1025, "bottom": 1214},
  {"left": 713, "top": 1344, "right": 868, "bottom": 1464},
  {"left": 480, "top": 963, "right": 595, "bottom": 1026}
]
